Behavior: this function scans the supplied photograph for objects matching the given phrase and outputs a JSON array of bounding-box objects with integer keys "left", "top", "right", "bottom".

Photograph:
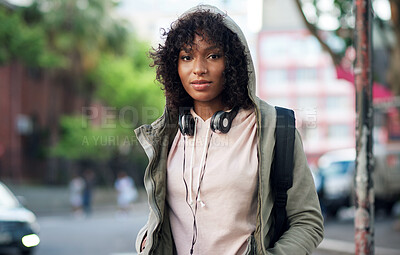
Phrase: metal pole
[{"left": 354, "top": 0, "right": 374, "bottom": 254}]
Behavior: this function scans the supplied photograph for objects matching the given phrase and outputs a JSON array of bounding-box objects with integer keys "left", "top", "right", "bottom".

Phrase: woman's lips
[{"left": 191, "top": 80, "right": 211, "bottom": 90}]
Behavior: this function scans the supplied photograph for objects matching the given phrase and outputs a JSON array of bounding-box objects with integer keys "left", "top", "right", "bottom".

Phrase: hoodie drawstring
[
  {"left": 188, "top": 117, "right": 198, "bottom": 205},
  {"left": 184, "top": 118, "right": 212, "bottom": 208},
  {"left": 184, "top": 119, "right": 213, "bottom": 255},
  {"left": 196, "top": 125, "right": 212, "bottom": 207}
]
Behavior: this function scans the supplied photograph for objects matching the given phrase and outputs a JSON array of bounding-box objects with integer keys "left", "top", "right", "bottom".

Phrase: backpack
[{"left": 269, "top": 106, "right": 296, "bottom": 247}]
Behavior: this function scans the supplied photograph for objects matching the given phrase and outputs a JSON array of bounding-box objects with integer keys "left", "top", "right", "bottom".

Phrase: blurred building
[
  {"left": 0, "top": 61, "right": 87, "bottom": 182},
  {"left": 116, "top": 0, "right": 261, "bottom": 55},
  {"left": 258, "top": 0, "right": 400, "bottom": 165},
  {"left": 258, "top": 0, "right": 356, "bottom": 164},
  {"left": 0, "top": 0, "right": 88, "bottom": 183},
  {"left": 0, "top": 1, "right": 117, "bottom": 183}
]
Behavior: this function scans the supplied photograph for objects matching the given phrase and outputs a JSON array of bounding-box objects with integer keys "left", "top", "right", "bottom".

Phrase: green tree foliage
[
  {"left": 91, "top": 40, "right": 165, "bottom": 124},
  {"left": 51, "top": 116, "right": 112, "bottom": 160},
  {"left": 295, "top": 0, "right": 400, "bottom": 95},
  {"left": 52, "top": 36, "right": 164, "bottom": 163},
  {"left": 295, "top": 0, "right": 355, "bottom": 65},
  {"left": 0, "top": 8, "right": 60, "bottom": 67},
  {"left": 52, "top": 38, "right": 165, "bottom": 161},
  {"left": 32, "top": 0, "right": 128, "bottom": 76},
  {"left": 2, "top": 0, "right": 163, "bottom": 172},
  {"left": 51, "top": 115, "right": 137, "bottom": 161}
]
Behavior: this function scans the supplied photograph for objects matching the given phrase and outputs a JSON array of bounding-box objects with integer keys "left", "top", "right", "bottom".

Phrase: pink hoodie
[{"left": 167, "top": 107, "right": 258, "bottom": 254}]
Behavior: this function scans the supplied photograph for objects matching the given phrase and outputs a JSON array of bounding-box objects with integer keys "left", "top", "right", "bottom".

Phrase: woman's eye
[
  {"left": 181, "top": 55, "right": 191, "bottom": 61},
  {"left": 209, "top": 54, "right": 220, "bottom": 59}
]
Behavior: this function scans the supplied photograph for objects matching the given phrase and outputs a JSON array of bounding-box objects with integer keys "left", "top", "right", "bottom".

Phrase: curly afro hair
[{"left": 150, "top": 9, "right": 253, "bottom": 111}]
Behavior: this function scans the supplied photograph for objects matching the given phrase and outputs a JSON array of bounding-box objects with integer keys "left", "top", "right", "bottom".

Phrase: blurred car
[
  {"left": 0, "top": 181, "right": 40, "bottom": 255},
  {"left": 317, "top": 146, "right": 400, "bottom": 217},
  {"left": 373, "top": 143, "right": 400, "bottom": 214},
  {"left": 317, "top": 148, "right": 355, "bottom": 217}
]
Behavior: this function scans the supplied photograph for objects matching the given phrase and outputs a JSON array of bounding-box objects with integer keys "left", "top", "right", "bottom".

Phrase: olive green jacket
[{"left": 134, "top": 5, "right": 323, "bottom": 254}]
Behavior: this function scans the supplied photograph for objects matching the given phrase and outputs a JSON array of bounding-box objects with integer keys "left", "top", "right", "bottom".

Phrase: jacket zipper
[
  {"left": 254, "top": 101, "right": 266, "bottom": 252},
  {"left": 140, "top": 127, "right": 163, "bottom": 251}
]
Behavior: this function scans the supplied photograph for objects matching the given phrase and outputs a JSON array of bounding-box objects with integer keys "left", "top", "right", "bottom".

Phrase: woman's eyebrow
[
  {"left": 180, "top": 47, "right": 192, "bottom": 53},
  {"left": 205, "top": 45, "right": 221, "bottom": 51},
  {"left": 180, "top": 45, "right": 222, "bottom": 53}
]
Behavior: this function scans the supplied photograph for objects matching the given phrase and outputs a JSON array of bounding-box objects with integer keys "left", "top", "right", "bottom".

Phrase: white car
[{"left": 0, "top": 182, "right": 40, "bottom": 255}]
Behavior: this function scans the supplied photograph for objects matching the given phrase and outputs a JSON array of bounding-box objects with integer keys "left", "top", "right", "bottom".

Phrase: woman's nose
[{"left": 193, "top": 58, "right": 207, "bottom": 75}]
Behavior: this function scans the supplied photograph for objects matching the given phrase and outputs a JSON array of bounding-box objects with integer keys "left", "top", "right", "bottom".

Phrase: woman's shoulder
[{"left": 253, "top": 97, "right": 277, "bottom": 122}]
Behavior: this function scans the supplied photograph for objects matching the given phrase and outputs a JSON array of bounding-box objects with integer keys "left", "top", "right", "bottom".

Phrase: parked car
[
  {"left": 0, "top": 181, "right": 40, "bottom": 255},
  {"left": 317, "top": 148, "right": 355, "bottom": 217},
  {"left": 317, "top": 146, "right": 400, "bottom": 217},
  {"left": 373, "top": 143, "right": 400, "bottom": 214}
]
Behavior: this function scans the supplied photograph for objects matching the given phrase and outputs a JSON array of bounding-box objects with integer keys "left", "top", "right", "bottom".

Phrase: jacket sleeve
[{"left": 267, "top": 130, "right": 324, "bottom": 254}]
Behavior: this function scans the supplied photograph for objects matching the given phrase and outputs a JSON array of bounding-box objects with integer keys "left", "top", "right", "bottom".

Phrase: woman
[{"left": 135, "top": 5, "right": 323, "bottom": 254}]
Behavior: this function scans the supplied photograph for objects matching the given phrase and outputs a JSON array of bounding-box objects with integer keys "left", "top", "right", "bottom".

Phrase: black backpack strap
[{"left": 269, "top": 106, "right": 296, "bottom": 247}]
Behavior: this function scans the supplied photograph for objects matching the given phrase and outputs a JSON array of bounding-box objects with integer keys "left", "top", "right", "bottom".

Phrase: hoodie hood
[{"left": 181, "top": 4, "right": 257, "bottom": 104}]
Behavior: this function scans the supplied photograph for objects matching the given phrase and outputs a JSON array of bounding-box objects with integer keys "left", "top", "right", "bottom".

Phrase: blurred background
[{"left": 0, "top": 0, "right": 399, "bottom": 254}]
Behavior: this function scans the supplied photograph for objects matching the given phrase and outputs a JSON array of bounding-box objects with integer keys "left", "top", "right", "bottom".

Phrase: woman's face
[{"left": 178, "top": 34, "right": 226, "bottom": 110}]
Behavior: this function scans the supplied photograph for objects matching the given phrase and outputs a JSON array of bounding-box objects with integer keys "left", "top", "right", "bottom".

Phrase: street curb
[{"left": 317, "top": 238, "right": 400, "bottom": 255}]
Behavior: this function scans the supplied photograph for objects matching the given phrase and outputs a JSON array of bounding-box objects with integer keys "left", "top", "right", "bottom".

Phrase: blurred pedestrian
[
  {"left": 135, "top": 4, "right": 323, "bottom": 254},
  {"left": 394, "top": 214, "right": 400, "bottom": 231},
  {"left": 114, "top": 171, "right": 138, "bottom": 215},
  {"left": 69, "top": 172, "right": 85, "bottom": 217},
  {"left": 82, "top": 168, "right": 95, "bottom": 217}
]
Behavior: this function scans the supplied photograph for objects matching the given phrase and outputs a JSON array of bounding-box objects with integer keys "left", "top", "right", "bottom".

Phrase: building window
[
  {"left": 295, "top": 68, "right": 317, "bottom": 82},
  {"left": 322, "top": 66, "right": 336, "bottom": 81},
  {"left": 328, "top": 124, "right": 351, "bottom": 139},
  {"left": 263, "top": 69, "right": 288, "bottom": 86},
  {"left": 297, "top": 97, "right": 318, "bottom": 109},
  {"left": 326, "top": 96, "right": 352, "bottom": 111}
]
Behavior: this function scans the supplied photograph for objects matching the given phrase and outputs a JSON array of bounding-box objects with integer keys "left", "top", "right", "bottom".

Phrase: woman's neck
[{"left": 193, "top": 102, "right": 228, "bottom": 120}]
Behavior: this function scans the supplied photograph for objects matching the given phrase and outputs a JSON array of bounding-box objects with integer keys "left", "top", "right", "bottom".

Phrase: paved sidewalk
[{"left": 316, "top": 238, "right": 400, "bottom": 255}]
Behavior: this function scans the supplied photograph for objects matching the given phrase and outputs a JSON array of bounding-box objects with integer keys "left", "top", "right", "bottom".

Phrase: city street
[
  {"left": 28, "top": 204, "right": 400, "bottom": 255},
  {"left": 1, "top": 1, "right": 399, "bottom": 255},
  {"left": 35, "top": 207, "right": 147, "bottom": 255}
]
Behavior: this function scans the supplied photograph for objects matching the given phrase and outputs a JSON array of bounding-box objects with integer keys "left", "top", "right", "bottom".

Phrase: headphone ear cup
[
  {"left": 210, "top": 111, "right": 231, "bottom": 134},
  {"left": 179, "top": 114, "right": 195, "bottom": 136},
  {"left": 210, "top": 111, "right": 221, "bottom": 133},
  {"left": 210, "top": 106, "right": 239, "bottom": 134}
]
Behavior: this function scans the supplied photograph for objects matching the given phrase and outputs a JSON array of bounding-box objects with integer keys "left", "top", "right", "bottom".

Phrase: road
[
  {"left": 35, "top": 206, "right": 148, "bottom": 255},
  {"left": 30, "top": 205, "right": 400, "bottom": 255}
]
